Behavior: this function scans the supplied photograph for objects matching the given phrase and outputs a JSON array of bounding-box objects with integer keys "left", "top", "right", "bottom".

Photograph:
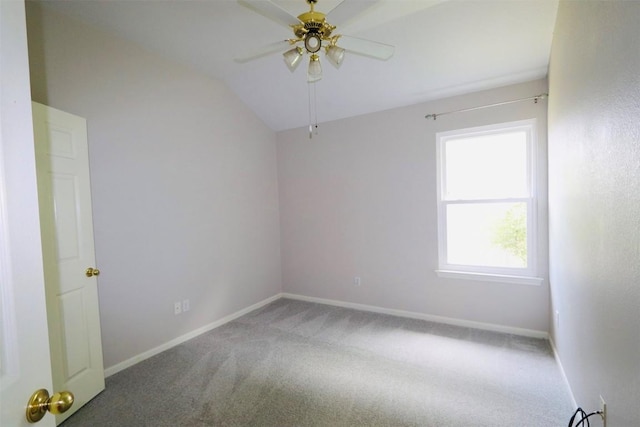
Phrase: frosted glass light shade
[
  {"left": 283, "top": 47, "right": 304, "bottom": 72},
  {"left": 307, "top": 54, "right": 322, "bottom": 82},
  {"left": 326, "top": 45, "right": 345, "bottom": 69}
]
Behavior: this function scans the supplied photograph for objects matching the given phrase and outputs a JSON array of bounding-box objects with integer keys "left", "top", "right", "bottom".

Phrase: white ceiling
[{"left": 38, "top": 0, "right": 559, "bottom": 131}]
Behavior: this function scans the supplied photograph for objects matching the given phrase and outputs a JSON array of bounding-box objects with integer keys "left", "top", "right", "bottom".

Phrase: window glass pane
[
  {"left": 445, "top": 131, "right": 528, "bottom": 200},
  {"left": 446, "top": 202, "right": 527, "bottom": 268}
]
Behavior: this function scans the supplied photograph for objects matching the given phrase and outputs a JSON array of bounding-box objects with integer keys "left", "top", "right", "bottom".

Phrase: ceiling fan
[{"left": 235, "top": 0, "right": 395, "bottom": 82}]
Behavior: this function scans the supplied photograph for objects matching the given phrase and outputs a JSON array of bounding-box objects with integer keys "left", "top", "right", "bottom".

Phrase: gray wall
[
  {"left": 548, "top": 1, "right": 640, "bottom": 425},
  {"left": 26, "top": 3, "right": 282, "bottom": 370},
  {"left": 277, "top": 79, "right": 550, "bottom": 333}
]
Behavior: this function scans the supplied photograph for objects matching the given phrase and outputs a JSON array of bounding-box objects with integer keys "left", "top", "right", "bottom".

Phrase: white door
[
  {"left": 1, "top": 1, "right": 56, "bottom": 426},
  {"left": 32, "top": 102, "right": 105, "bottom": 424}
]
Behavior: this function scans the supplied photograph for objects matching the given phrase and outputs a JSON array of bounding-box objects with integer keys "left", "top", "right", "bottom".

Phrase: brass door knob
[
  {"left": 26, "top": 389, "right": 74, "bottom": 423},
  {"left": 85, "top": 267, "right": 100, "bottom": 277}
]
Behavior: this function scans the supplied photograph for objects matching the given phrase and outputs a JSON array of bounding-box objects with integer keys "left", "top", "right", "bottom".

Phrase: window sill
[{"left": 435, "top": 270, "right": 544, "bottom": 286}]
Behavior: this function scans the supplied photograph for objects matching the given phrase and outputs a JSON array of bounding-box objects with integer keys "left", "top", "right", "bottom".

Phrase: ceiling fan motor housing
[{"left": 293, "top": 2, "right": 336, "bottom": 54}]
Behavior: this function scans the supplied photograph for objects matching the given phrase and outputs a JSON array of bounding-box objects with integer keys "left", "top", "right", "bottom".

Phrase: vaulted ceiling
[{"left": 37, "top": 0, "right": 559, "bottom": 131}]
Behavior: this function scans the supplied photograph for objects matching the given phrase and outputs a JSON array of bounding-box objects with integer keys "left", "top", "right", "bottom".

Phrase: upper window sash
[{"left": 438, "top": 121, "right": 535, "bottom": 202}]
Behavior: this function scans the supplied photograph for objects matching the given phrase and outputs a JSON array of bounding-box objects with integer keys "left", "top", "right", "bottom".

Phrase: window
[{"left": 436, "top": 119, "right": 541, "bottom": 285}]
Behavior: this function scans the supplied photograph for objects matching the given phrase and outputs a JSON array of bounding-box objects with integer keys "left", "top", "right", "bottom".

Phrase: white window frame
[{"left": 435, "top": 119, "right": 542, "bottom": 285}]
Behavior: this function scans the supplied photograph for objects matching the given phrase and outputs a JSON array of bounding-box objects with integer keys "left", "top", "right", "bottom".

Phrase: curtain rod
[{"left": 424, "top": 93, "right": 548, "bottom": 120}]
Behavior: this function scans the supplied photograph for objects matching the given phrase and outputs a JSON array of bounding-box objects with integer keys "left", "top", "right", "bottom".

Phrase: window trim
[{"left": 435, "top": 119, "right": 541, "bottom": 284}]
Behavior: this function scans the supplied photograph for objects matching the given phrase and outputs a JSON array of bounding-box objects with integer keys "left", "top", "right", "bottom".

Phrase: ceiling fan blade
[
  {"left": 338, "top": 35, "right": 394, "bottom": 60},
  {"left": 326, "top": 0, "right": 380, "bottom": 27},
  {"left": 234, "top": 40, "right": 291, "bottom": 63},
  {"left": 237, "top": 0, "right": 301, "bottom": 28}
]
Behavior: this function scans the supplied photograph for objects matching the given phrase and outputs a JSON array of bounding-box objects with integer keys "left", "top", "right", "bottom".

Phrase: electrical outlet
[
  {"left": 555, "top": 310, "right": 560, "bottom": 329},
  {"left": 182, "top": 299, "right": 190, "bottom": 312},
  {"left": 599, "top": 395, "right": 607, "bottom": 427},
  {"left": 354, "top": 276, "right": 361, "bottom": 286},
  {"left": 174, "top": 301, "right": 182, "bottom": 315}
]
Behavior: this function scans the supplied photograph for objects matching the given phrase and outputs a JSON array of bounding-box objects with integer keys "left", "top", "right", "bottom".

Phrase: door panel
[
  {"left": 52, "top": 174, "right": 81, "bottom": 262},
  {"left": 32, "top": 102, "right": 105, "bottom": 424},
  {"left": 59, "top": 290, "right": 91, "bottom": 379}
]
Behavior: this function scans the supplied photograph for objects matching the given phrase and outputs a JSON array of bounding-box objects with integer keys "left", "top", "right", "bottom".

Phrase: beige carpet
[{"left": 62, "top": 298, "right": 573, "bottom": 426}]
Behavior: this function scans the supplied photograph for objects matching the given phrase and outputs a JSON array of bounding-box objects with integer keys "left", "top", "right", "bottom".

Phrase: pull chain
[
  {"left": 308, "top": 82, "right": 319, "bottom": 139},
  {"left": 313, "top": 83, "right": 318, "bottom": 135},
  {"left": 308, "top": 82, "right": 313, "bottom": 138}
]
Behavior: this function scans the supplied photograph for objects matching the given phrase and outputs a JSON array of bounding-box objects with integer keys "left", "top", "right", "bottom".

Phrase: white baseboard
[
  {"left": 549, "top": 337, "right": 578, "bottom": 409},
  {"left": 105, "top": 292, "right": 550, "bottom": 378},
  {"left": 281, "top": 293, "right": 549, "bottom": 339},
  {"left": 103, "top": 294, "right": 281, "bottom": 377}
]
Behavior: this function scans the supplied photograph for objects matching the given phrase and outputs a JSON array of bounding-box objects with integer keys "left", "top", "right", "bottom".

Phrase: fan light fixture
[
  {"left": 307, "top": 54, "right": 322, "bottom": 82},
  {"left": 282, "top": 39, "right": 335, "bottom": 82},
  {"left": 283, "top": 46, "right": 304, "bottom": 72},
  {"left": 325, "top": 45, "right": 345, "bottom": 69},
  {"left": 281, "top": 0, "right": 348, "bottom": 82}
]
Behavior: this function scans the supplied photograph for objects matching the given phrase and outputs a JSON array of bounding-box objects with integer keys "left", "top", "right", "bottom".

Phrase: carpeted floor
[{"left": 61, "top": 298, "right": 573, "bottom": 426}]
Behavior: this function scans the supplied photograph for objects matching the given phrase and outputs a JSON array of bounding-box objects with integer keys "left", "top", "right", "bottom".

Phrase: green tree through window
[{"left": 491, "top": 203, "right": 527, "bottom": 265}]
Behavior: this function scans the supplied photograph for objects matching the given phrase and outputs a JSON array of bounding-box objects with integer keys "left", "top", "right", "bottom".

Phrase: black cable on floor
[{"left": 568, "top": 407, "right": 603, "bottom": 427}]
